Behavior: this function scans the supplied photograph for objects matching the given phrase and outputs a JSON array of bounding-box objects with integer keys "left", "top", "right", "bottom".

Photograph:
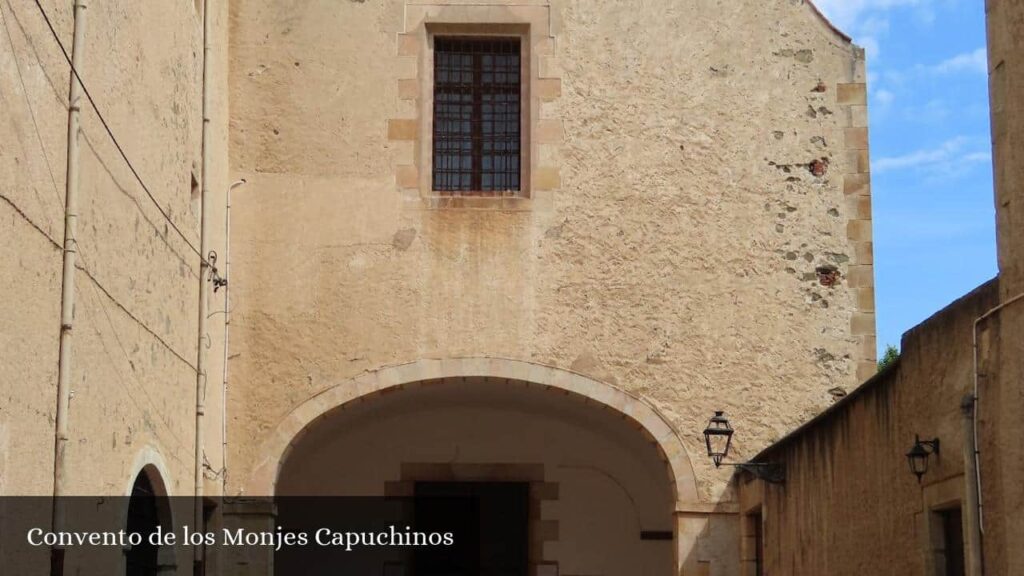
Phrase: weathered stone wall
[
  {"left": 740, "top": 279, "right": 999, "bottom": 575},
  {"left": 988, "top": 0, "right": 1024, "bottom": 298},
  {"left": 981, "top": 1, "right": 1024, "bottom": 573},
  {"left": 227, "top": 0, "right": 875, "bottom": 505},
  {"left": 0, "top": 0, "right": 230, "bottom": 499},
  {"left": 979, "top": 302, "right": 1024, "bottom": 575}
]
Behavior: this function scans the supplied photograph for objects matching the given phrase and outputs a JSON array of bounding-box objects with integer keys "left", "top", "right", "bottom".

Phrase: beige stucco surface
[
  {"left": 0, "top": 0, "right": 231, "bottom": 499},
  {"left": 227, "top": 0, "right": 875, "bottom": 508}
]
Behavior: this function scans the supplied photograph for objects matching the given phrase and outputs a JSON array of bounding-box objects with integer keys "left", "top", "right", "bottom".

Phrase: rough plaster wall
[
  {"left": 988, "top": 0, "right": 1024, "bottom": 299},
  {"left": 227, "top": 0, "right": 871, "bottom": 504},
  {"left": 983, "top": 1, "right": 1024, "bottom": 572},
  {"left": 0, "top": 0, "right": 230, "bottom": 497},
  {"left": 745, "top": 281, "right": 999, "bottom": 575},
  {"left": 981, "top": 302, "right": 1024, "bottom": 575},
  {"left": 0, "top": 0, "right": 71, "bottom": 497}
]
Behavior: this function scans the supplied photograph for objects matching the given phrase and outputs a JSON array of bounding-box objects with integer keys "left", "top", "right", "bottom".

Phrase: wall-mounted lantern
[
  {"left": 703, "top": 411, "right": 733, "bottom": 467},
  {"left": 703, "top": 411, "right": 785, "bottom": 484},
  {"left": 906, "top": 435, "right": 940, "bottom": 483}
]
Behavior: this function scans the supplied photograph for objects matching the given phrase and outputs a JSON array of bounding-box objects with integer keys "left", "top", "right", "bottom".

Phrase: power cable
[
  {"left": 31, "top": 0, "right": 211, "bottom": 268},
  {"left": 0, "top": 0, "right": 63, "bottom": 223}
]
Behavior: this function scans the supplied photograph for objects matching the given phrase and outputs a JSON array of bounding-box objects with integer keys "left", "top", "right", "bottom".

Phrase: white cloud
[
  {"left": 904, "top": 99, "right": 951, "bottom": 123},
  {"left": 874, "top": 137, "right": 965, "bottom": 171},
  {"left": 859, "top": 36, "right": 882, "bottom": 60},
  {"left": 813, "top": 0, "right": 928, "bottom": 61},
  {"left": 962, "top": 151, "right": 992, "bottom": 163},
  {"left": 813, "top": 0, "right": 928, "bottom": 32},
  {"left": 874, "top": 137, "right": 990, "bottom": 175},
  {"left": 875, "top": 89, "right": 896, "bottom": 106},
  {"left": 858, "top": 15, "right": 892, "bottom": 37},
  {"left": 927, "top": 48, "right": 988, "bottom": 75}
]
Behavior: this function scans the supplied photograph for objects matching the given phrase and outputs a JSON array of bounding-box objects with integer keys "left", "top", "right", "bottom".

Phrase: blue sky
[{"left": 815, "top": 0, "right": 997, "bottom": 354}]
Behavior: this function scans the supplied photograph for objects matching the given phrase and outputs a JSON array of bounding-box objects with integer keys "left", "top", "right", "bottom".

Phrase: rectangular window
[{"left": 432, "top": 36, "right": 522, "bottom": 194}]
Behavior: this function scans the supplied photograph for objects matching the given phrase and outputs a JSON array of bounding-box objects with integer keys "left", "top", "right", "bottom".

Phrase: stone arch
[
  {"left": 125, "top": 447, "right": 173, "bottom": 497},
  {"left": 246, "top": 357, "right": 699, "bottom": 505}
]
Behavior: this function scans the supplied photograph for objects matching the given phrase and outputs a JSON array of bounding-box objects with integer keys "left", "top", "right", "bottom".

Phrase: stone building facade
[
  {"left": 0, "top": 0, "right": 887, "bottom": 574},
  {"left": 226, "top": 1, "right": 874, "bottom": 573}
]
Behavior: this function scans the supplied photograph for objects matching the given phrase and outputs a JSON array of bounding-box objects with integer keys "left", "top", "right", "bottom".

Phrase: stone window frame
[
  {"left": 927, "top": 505, "right": 966, "bottom": 576},
  {"left": 389, "top": 3, "right": 562, "bottom": 211},
  {"left": 917, "top": 475, "right": 971, "bottom": 576}
]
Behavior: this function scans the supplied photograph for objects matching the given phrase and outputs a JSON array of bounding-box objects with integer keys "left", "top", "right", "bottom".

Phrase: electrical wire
[
  {"left": 0, "top": 0, "right": 63, "bottom": 224},
  {"left": 2, "top": 0, "right": 201, "bottom": 373},
  {"left": 31, "top": 0, "right": 210, "bottom": 268}
]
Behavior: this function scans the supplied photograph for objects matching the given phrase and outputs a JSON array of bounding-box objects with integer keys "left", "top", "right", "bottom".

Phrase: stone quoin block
[
  {"left": 534, "top": 167, "right": 562, "bottom": 190},
  {"left": 857, "top": 286, "right": 876, "bottom": 311},
  {"left": 851, "top": 312, "right": 876, "bottom": 336},
  {"left": 536, "top": 78, "right": 562, "bottom": 101},
  {"left": 397, "top": 34, "right": 419, "bottom": 56},
  {"left": 387, "top": 119, "right": 418, "bottom": 141},
  {"left": 397, "top": 78, "right": 419, "bottom": 100},
  {"left": 836, "top": 83, "right": 867, "bottom": 106},
  {"left": 855, "top": 241, "right": 874, "bottom": 265},
  {"left": 844, "top": 127, "right": 869, "bottom": 150},
  {"left": 844, "top": 173, "right": 871, "bottom": 196},
  {"left": 536, "top": 119, "right": 565, "bottom": 144},
  {"left": 847, "top": 219, "right": 873, "bottom": 242},
  {"left": 845, "top": 149, "right": 871, "bottom": 174},
  {"left": 846, "top": 264, "right": 875, "bottom": 288},
  {"left": 396, "top": 165, "right": 418, "bottom": 188}
]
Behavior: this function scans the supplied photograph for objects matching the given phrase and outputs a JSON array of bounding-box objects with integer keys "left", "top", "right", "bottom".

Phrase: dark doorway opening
[
  {"left": 414, "top": 481, "right": 529, "bottom": 576},
  {"left": 939, "top": 507, "right": 965, "bottom": 576},
  {"left": 125, "top": 472, "right": 163, "bottom": 576}
]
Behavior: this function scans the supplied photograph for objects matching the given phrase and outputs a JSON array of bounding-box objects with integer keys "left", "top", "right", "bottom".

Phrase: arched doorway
[
  {"left": 125, "top": 466, "right": 173, "bottom": 576},
  {"left": 274, "top": 375, "right": 682, "bottom": 576}
]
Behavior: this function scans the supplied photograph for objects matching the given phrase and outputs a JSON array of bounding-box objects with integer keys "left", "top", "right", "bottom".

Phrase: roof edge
[
  {"left": 751, "top": 276, "right": 1001, "bottom": 463},
  {"left": 750, "top": 357, "right": 898, "bottom": 463},
  {"left": 806, "top": 0, "right": 853, "bottom": 43}
]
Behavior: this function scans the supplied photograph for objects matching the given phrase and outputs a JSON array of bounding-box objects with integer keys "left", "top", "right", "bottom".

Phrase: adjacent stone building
[{"left": 735, "top": 1, "right": 1024, "bottom": 575}]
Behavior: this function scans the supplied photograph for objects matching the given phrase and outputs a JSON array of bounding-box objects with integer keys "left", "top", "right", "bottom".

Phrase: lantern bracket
[
  {"left": 727, "top": 462, "right": 786, "bottom": 484},
  {"left": 703, "top": 411, "right": 786, "bottom": 484},
  {"left": 907, "top": 435, "right": 940, "bottom": 483}
]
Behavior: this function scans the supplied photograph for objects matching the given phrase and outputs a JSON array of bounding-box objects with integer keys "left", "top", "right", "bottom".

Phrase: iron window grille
[{"left": 432, "top": 36, "right": 522, "bottom": 194}]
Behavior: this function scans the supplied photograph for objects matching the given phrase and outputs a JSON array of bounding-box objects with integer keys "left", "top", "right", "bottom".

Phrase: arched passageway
[{"left": 276, "top": 376, "right": 679, "bottom": 576}]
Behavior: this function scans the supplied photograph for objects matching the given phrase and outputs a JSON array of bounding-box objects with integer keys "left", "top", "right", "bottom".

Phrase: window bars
[{"left": 433, "top": 37, "right": 522, "bottom": 194}]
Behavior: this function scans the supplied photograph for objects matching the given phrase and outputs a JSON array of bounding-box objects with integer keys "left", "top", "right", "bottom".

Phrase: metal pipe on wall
[
  {"left": 194, "top": 0, "right": 213, "bottom": 572},
  {"left": 221, "top": 179, "right": 245, "bottom": 497},
  {"left": 51, "top": 1, "right": 87, "bottom": 574},
  {"left": 962, "top": 395, "right": 984, "bottom": 576}
]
